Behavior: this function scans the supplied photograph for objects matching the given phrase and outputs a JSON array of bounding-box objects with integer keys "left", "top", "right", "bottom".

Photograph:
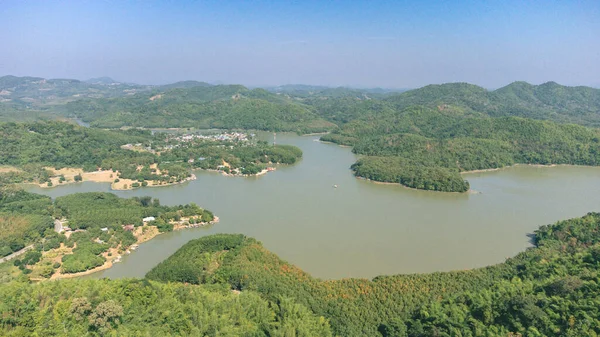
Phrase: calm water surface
[{"left": 26, "top": 133, "right": 600, "bottom": 279}]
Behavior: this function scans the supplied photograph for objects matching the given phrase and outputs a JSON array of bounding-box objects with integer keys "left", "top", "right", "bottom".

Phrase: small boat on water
[{"left": 333, "top": 184, "right": 338, "bottom": 188}]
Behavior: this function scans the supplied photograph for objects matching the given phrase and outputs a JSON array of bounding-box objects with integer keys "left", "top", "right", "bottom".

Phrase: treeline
[
  {"left": 323, "top": 107, "right": 600, "bottom": 192},
  {"left": 147, "top": 212, "right": 600, "bottom": 336},
  {"left": 0, "top": 121, "right": 151, "bottom": 172}
]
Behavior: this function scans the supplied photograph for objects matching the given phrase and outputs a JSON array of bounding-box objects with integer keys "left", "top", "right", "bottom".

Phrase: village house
[{"left": 122, "top": 224, "right": 135, "bottom": 231}]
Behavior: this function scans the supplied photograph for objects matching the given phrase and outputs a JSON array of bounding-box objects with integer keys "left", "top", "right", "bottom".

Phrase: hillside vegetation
[
  {"left": 147, "top": 213, "right": 600, "bottom": 336},
  {"left": 0, "top": 121, "right": 303, "bottom": 185},
  {"left": 0, "top": 187, "right": 216, "bottom": 278},
  {"left": 384, "top": 81, "right": 600, "bottom": 127},
  {"left": 0, "top": 186, "right": 53, "bottom": 258},
  {"left": 0, "top": 279, "right": 332, "bottom": 336},
  {"left": 322, "top": 107, "right": 600, "bottom": 192},
  {"left": 63, "top": 84, "right": 337, "bottom": 133},
  {"left": 0, "top": 75, "right": 156, "bottom": 122}
]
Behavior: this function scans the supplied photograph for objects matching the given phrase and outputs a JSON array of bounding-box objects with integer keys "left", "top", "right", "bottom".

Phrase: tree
[{"left": 88, "top": 300, "right": 124, "bottom": 331}]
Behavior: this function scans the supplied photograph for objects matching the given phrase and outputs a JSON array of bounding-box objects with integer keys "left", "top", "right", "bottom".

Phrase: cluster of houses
[
  {"left": 121, "top": 143, "right": 155, "bottom": 153},
  {"left": 167, "top": 132, "right": 251, "bottom": 144}
]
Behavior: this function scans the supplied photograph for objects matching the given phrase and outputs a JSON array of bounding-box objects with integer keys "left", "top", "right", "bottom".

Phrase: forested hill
[
  {"left": 384, "top": 81, "right": 600, "bottom": 126},
  {"left": 146, "top": 213, "right": 600, "bottom": 336},
  {"left": 322, "top": 107, "right": 600, "bottom": 192},
  {"left": 63, "top": 84, "right": 337, "bottom": 133}
]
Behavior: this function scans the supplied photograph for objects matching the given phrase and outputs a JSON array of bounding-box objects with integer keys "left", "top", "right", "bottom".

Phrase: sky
[{"left": 1, "top": 0, "right": 599, "bottom": 88}]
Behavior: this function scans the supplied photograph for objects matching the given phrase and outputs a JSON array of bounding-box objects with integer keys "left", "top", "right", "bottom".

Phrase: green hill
[
  {"left": 157, "top": 80, "right": 213, "bottom": 90},
  {"left": 64, "top": 84, "right": 337, "bottom": 133},
  {"left": 385, "top": 82, "right": 492, "bottom": 116},
  {"left": 383, "top": 81, "right": 600, "bottom": 126}
]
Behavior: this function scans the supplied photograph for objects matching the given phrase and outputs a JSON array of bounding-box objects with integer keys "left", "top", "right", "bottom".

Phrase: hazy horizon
[
  {"left": 2, "top": 1, "right": 599, "bottom": 88},
  {"left": 3, "top": 73, "right": 599, "bottom": 91}
]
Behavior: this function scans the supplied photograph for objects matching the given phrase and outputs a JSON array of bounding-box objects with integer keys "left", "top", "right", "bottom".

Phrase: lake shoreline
[
  {"left": 26, "top": 167, "right": 196, "bottom": 191},
  {"left": 50, "top": 216, "right": 220, "bottom": 280},
  {"left": 356, "top": 163, "right": 585, "bottom": 193},
  {"left": 357, "top": 176, "right": 477, "bottom": 194},
  {"left": 199, "top": 168, "right": 273, "bottom": 177},
  {"left": 460, "top": 163, "right": 570, "bottom": 175}
]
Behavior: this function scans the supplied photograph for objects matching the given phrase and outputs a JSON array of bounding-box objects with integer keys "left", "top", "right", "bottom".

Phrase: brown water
[{"left": 26, "top": 133, "right": 600, "bottom": 279}]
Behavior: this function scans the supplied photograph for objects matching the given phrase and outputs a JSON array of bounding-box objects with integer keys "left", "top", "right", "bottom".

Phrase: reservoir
[{"left": 26, "top": 133, "right": 600, "bottom": 279}]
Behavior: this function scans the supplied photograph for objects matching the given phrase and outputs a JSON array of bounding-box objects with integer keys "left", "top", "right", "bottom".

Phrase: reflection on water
[{"left": 27, "top": 133, "right": 600, "bottom": 279}]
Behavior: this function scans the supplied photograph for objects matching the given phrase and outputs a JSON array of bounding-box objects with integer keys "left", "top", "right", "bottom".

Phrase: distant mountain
[
  {"left": 0, "top": 75, "right": 148, "bottom": 102},
  {"left": 85, "top": 76, "right": 118, "bottom": 84},
  {"left": 268, "top": 84, "right": 330, "bottom": 93},
  {"left": 0, "top": 75, "right": 156, "bottom": 122},
  {"left": 384, "top": 81, "right": 600, "bottom": 126},
  {"left": 3, "top": 76, "right": 599, "bottom": 129},
  {"left": 267, "top": 84, "right": 404, "bottom": 99},
  {"left": 0, "top": 75, "right": 45, "bottom": 88},
  {"left": 158, "top": 80, "right": 213, "bottom": 90}
]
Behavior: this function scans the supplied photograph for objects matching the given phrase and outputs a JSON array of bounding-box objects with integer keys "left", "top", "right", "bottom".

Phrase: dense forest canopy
[
  {"left": 0, "top": 121, "right": 150, "bottom": 170},
  {"left": 0, "top": 186, "right": 54, "bottom": 258},
  {"left": 147, "top": 213, "right": 600, "bottom": 336},
  {"left": 0, "top": 279, "right": 332, "bottom": 336},
  {"left": 383, "top": 81, "right": 600, "bottom": 127}
]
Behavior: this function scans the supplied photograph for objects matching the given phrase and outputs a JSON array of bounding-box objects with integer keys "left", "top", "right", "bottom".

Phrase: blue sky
[{"left": 2, "top": 0, "right": 599, "bottom": 88}]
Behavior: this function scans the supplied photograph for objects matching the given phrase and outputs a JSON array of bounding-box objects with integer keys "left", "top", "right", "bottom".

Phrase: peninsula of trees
[
  {"left": 0, "top": 186, "right": 214, "bottom": 279},
  {"left": 0, "top": 121, "right": 303, "bottom": 188},
  {"left": 322, "top": 107, "right": 600, "bottom": 192}
]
